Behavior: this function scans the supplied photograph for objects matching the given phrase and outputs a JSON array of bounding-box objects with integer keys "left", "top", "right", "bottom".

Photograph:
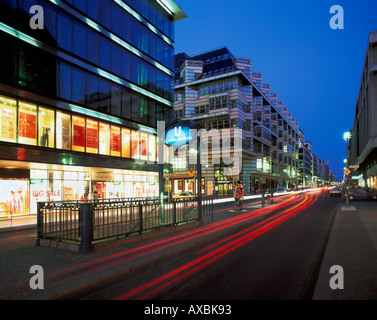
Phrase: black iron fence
[{"left": 36, "top": 196, "right": 213, "bottom": 253}]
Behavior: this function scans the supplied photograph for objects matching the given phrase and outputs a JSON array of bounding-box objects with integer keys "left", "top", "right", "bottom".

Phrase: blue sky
[{"left": 173, "top": 0, "right": 377, "bottom": 180}]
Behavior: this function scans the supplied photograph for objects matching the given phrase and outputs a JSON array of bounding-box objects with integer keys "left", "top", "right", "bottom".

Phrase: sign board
[
  {"left": 165, "top": 126, "right": 193, "bottom": 147},
  {"left": 344, "top": 168, "right": 351, "bottom": 176},
  {"left": 189, "top": 171, "right": 194, "bottom": 177},
  {"left": 349, "top": 165, "right": 359, "bottom": 169}
]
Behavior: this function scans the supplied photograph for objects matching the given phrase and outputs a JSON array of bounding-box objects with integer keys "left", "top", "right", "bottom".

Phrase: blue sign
[{"left": 165, "top": 126, "right": 193, "bottom": 146}]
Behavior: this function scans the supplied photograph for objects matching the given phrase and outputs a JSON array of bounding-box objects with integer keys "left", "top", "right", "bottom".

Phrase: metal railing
[{"left": 36, "top": 196, "right": 213, "bottom": 253}]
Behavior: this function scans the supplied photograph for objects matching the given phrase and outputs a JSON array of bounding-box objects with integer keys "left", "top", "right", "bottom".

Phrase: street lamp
[{"left": 343, "top": 131, "right": 352, "bottom": 208}]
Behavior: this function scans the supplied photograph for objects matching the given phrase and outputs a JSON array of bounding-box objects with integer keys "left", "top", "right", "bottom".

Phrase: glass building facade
[{"left": 0, "top": 0, "right": 186, "bottom": 215}]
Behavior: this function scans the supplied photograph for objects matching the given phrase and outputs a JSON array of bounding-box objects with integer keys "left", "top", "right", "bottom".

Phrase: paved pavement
[
  {"left": 313, "top": 201, "right": 377, "bottom": 300},
  {"left": 0, "top": 194, "right": 376, "bottom": 300}
]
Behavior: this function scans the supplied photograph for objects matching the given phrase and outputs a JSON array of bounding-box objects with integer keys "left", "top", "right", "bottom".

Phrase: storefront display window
[
  {"left": 86, "top": 119, "right": 99, "bottom": 154},
  {"left": 72, "top": 115, "right": 85, "bottom": 152},
  {"left": 111, "top": 125, "right": 121, "bottom": 157},
  {"left": 0, "top": 180, "right": 29, "bottom": 217},
  {"left": 18, "top": 101, "right": 37, "bottom": 146},
  {"left": 149, "top": 134, "right": 156, "bottom": 162},
  {"left": 56, "top": 112, "right": 71, "bottom": 150},
  {"left": 99, "top": 123, "right": 111, "bottom": 155},
  {"left": 122, "top": 128, "right": 131, "bottom": 158},
  {"left": 131, "top": 130, "right": 140, "bottom": 159},
  {"left": 140, "top": 132, "right": 148, "bottom": 161},
  {"left": 0, "top": 95, "right": 17, "bottom": 143},
  {"left": 38, "top": 107, "right": 55, "bottom": 148}
]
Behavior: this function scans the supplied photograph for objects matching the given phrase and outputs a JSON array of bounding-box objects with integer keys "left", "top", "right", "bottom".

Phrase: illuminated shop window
[
  {"left": 122, "top": 128, "right": 131, "bottom": 158},
  {"left": 56, "top": 112, "right": 71, "bottom": 150},
  {"left": 131, "top": 130, "right": 140, "bottom": 159},
  {"left": 111, "top": 125, "right": 121, "bottom": 157},
  {"left": 149, "top": 134, "right": 156, "bottom": 162},
  {"left": 0, "top": 95, "right": 17, "bottom": 143},
  {"left": 72, "top": 115, "right": 86, "bottom": 152},
  {"left": 140, "top": 132, "right": 148, "bottom": 160},
  {"left": 99, "top": 122, "right": 111, "bottom": 155},
  {"left": 18, "top": 101, "right": 37, "bottom": 146},
  {"left": 86, "top": 119, "right": 99, "bottom": 154},
  {"left": 38, "top": 107, "right": 55, "bottom": 148}
]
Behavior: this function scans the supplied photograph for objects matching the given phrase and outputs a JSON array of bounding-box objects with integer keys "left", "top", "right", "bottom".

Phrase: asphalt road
[{"left": 66, "top": 191, "right": 343, "bottom": 300}]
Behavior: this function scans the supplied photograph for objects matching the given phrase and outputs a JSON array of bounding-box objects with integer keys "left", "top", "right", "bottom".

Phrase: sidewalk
[
  {"left": 313, "top": 201, "right": 377, "bottom": 300},
  {"left": 0, "top": 215, "right": 37, "bottom": 232},
  {"left": 0, "top": 197, "right": 271, "bottom": 300}
]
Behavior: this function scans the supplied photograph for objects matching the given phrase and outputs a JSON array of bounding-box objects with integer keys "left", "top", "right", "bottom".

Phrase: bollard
[{"left": 79, "top": 203, "right": 93, "bottom": 254}]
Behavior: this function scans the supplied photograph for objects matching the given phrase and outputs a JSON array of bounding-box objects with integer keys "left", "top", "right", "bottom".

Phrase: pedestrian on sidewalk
[{"left": 234, "top": 184, "right": 244, "bottom": 212}]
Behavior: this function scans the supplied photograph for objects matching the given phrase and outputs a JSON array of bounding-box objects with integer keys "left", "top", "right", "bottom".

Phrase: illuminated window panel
[
  {"left": 56, "top": 112, "right": 71, "bottom": 150},
  {"left": 140, "top": 132, "right": 149, "bottom": 160},
  {"left": 131, "top": 130, "right": 140, "bottom": 159},
  {"left": 122, "top": 128, "right": 131, "bottom": 158},
  {"left": 18, "top": 101, "right": 37, "bottom": 146},
  {"left": 72, "top": 115, "right": 86, "bottom": 152},
  {"left": 0, "top": 95, "right": 17, "bottom": 143},
  {"left": 99, "top": 122, "right": 111, "bottom": 155},
  {"left": 86, "top": 119, "right": 99, "bottom": 154},
  {"left": 38, "top": 107, "right": 55, "bottom": 148},
  {"left": 149, "top": 134, "right": 156, "bottom": 162},
  {"left": 111, "top": 126, "right": 121, "bottom": 157}
]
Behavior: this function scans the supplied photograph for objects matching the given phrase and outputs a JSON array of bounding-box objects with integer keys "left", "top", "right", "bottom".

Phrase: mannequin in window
[{"left": 41, "top": 127, "right": 51, "bottom": 147}]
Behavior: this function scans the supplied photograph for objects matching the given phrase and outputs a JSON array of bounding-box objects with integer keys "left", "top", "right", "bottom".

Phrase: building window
[
  {"left": 18, "top": 101, "right": 37, "bottom": 146},
  {"left": 72, "top": 115, "right": 86, "bottom": 152},
  {"left": 111, "top": 125, "right": 121, "bottom": 157},
  {"left": 0, "top": 95, "right": 17, "bottom": 143},
  {"left": 131, "top": 130, "right": 140, "bottom": 159},
  {"left": 140, "top": 132, "right": 148, "bottom": 160},
  {"left": 122, "top": 128, "right": 131, "bottom": 158},
  {"left": 38, "top": 107, "right": 55, "bottom": 148},
  {"left": 56, "top": 111, "right": 71, "bottom": 150},
  {"left": 99, "top": 122, "right": 111, "bottom": 155},
  {"left": 86, "top": 119, "right": 99, "bottom": 154}
]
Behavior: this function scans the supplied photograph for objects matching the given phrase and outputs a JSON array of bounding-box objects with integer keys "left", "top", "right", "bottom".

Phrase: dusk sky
[{"left": 173, "top": 0, "right": 377, "bottom": 180}]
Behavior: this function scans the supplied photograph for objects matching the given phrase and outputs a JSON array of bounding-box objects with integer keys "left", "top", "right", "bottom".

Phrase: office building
[
  {"left": 0, "top": 0, "right": 186, "bottom": 216},
  {"left": 349, "top": 30, "right": 377, "bottom": 189},
  {"left": 171, "top": 47, "right": 301, "bottom": 195}
]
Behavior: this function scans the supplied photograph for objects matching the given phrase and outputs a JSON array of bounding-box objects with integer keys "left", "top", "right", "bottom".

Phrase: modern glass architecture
[
  {"left": 349, "top": 30, "right": 377, "bottom": 189},
  {"left": 0, "top": 0, "right": 186, "bottom": 216}
]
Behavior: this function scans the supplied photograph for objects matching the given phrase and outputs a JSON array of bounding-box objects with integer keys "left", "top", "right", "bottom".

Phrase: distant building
[
  {"left": 171, "top": 47, "right": 301, "bottom": 195},
  {"left": 349, "top": 30, "right": 377, "bottom": 189}
]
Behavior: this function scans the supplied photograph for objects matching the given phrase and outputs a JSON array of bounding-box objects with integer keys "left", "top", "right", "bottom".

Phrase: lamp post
[{"left": 343, "top": 131, "right": 351, "bottom": 208}]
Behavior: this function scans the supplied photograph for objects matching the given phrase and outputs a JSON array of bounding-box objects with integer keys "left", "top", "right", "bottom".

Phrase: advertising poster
[{"left": 0, "top": 180, "right": 28, "bottom": 216}]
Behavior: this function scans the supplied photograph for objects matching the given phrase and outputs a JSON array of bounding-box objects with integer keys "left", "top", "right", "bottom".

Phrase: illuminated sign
[{"left": 165, "top": 126, "right": 193, "bottom": 147}]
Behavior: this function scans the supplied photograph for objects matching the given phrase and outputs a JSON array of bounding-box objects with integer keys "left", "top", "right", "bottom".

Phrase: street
[
  {"left": 63, "top": 190, "right": 342, "bottom": 300},
  {"left": 2, "top": 190, "right": 377, "bottom": 301}
]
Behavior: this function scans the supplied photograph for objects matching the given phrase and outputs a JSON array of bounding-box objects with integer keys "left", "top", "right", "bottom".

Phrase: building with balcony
[
  {"left": 171, "top": 47, "right": 301, "bottom": 196},
  {"left": 349, "top": 30, "right": 377, "bottom": 189},
  {"left": 0, "top": 0, "right": 186, "bottom": 216}
]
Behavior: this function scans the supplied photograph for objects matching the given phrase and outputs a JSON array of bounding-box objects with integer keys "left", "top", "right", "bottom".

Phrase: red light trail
[{"left": 115, "top": 191, "right": 319, "bottom": 300}]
